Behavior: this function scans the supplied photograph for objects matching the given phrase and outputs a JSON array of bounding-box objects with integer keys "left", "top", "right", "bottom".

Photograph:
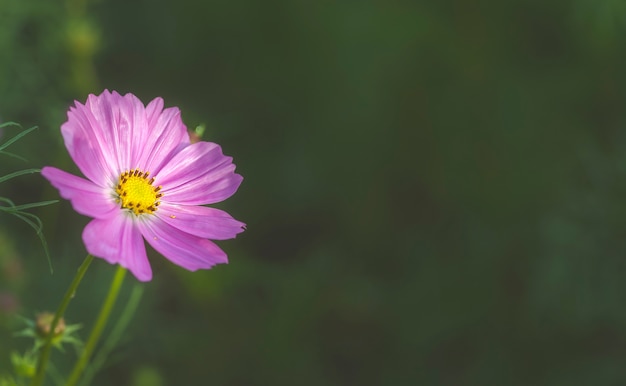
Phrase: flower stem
[
  {"left": 30, "top": 254, "right": 94, "bottom": 386},
  {"left": 77, "top": 283, "right": 144, "bottom": 386},
  {"left": 65, "top": 265, "right": 127, "bottom": 386}
]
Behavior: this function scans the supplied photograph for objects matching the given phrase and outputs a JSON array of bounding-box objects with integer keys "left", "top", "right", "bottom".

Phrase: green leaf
[
  {"left": 0, "top": 150, "right": 27, "bottom": 162},
  {"left": 0, "top": 124, "right": 38, "bottom": 152},
  {"left": 0, "top": 168, "right": 41, "bottom": 184},
  {"left": 0, "top": 123, "right": 54, "bottom": 272},
  {"left": 4, "top": 210, "right": 53, "bottom": 273},
  {"left": 0, "top": 197, "right": 16, "bottom": 206},
  {"left": 6, "top": 200, "right": 58, "bottom": 211}
]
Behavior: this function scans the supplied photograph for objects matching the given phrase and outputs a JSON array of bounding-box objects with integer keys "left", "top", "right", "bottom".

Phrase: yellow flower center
[{"left": 115, "top": 169, "right": 162, "bottom": 215}]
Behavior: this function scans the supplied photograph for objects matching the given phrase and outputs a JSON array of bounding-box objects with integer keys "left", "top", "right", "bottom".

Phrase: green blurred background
[{"left": 3, "top": 0, "right": 626, "bottom": 385}]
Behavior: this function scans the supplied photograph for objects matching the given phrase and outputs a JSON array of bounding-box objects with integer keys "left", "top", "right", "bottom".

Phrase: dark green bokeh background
[{"left": 3, "top": 0, "right": 626, "bottom": 385}]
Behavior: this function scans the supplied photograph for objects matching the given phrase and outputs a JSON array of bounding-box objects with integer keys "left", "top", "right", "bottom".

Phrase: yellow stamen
[{"left": 115, "top": 169, "right": 162, "bottom": 215}]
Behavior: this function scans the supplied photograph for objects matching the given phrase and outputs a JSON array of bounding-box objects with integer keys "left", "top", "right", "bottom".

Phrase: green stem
[
  {"left": 65, "top": 265, "right": 126, "bottom": 386},
  {"left": 30, "top": 254, "right": 94, "bottom": 386},
  {"left": 78, "top": 283, "right": 144, "bottom": 386}
]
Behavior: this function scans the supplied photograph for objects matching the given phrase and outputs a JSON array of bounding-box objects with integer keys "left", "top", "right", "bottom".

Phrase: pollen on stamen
[{"left": 115, "top": 169, "right": 162, "bottom": 216}]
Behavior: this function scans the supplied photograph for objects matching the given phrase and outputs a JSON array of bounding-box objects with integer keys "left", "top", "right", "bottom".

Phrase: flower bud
[{"left": 35, "top": 312, "right": 65, "bottom": 338}]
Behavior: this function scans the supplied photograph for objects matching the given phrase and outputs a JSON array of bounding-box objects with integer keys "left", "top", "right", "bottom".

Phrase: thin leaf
[
  {"left": 0, "top": 121, "right": 21, "bottom": 129},
  {"left": 0, "top": 197, "right": 15, "bottom": 206},
  {"left": 6, "top": 200, "right": 58, "bottom": 211},
  {"left": 0, "top": 125, "right": 38, "bottom": 152},
  {"left": 0, "top": 168, "right": 40, "bottom": 184},
  {"left": 0, "top": 150, "right": 27, "bottom": 162},
  {"left": 9, "top": 211, "right": 53, "bottom": 273}
]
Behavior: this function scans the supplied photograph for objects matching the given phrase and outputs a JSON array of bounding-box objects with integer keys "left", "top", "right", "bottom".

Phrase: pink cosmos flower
[{"left": 42, "top": 90, "right": 245, "bottom": 281}]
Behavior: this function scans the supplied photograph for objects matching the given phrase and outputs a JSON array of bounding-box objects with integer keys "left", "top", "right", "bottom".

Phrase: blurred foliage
[{"left": 3, "top": 0, "right": 626, "bottom": 385}]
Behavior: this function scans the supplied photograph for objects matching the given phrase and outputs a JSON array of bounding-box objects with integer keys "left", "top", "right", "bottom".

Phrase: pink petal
[
  {"left": 155, "top": 142, "right": 243, "bottom": 205},
  {"left": 64, "top": 90, "right": 145, "bottom": 184},
  {"left": 157, "top": 203, "right": 245, "bottom": 240},
  {"left": 41, "top": 166, "right": 117, "bottom": 219},
  {"left": 61, "top": 91, "right": 190, "bottom": 186},
  {"left": 82, "top": 216, "right": 152, "bottom": 281},
  {"left": 134, "top": 101, "right": 190, "bottom": 175},
  {"left": 82, "top": 91, "right": 129, "bottom": 172},
  {"left": 137, "top": 216, "right": 228, "bottom": 272},
  {"left": 61, "top": 101, "right": 119, "bottom": 187},
  {"left": 94, "top": 91, "right": 148, "bottom": 171}
]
